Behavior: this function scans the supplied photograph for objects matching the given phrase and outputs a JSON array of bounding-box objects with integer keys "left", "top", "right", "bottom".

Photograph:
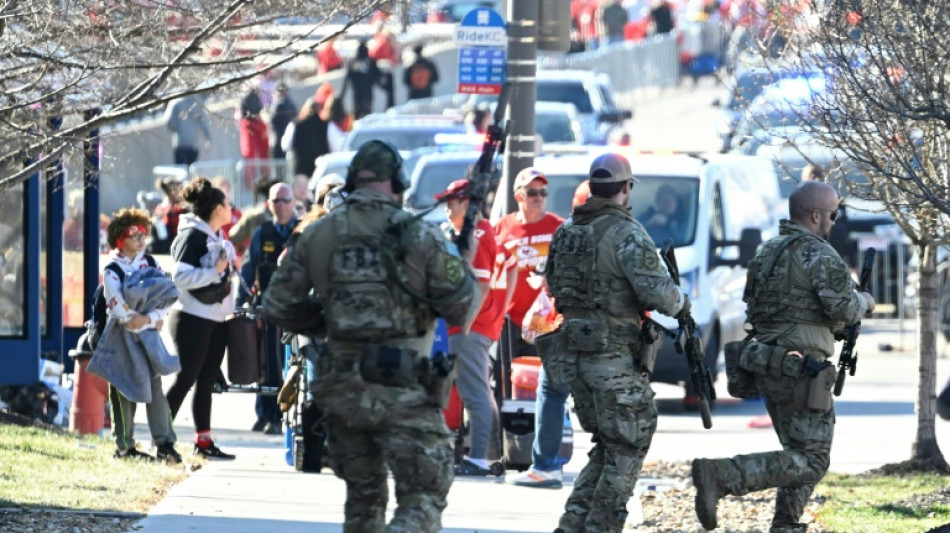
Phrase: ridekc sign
[{"left": 455, "top": 8, "right": 506, "bottom": 95}]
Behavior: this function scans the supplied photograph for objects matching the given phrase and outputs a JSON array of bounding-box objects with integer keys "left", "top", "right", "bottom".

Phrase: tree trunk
[{"left": 911, "top": 242, "right": 949, "bottom": 471}]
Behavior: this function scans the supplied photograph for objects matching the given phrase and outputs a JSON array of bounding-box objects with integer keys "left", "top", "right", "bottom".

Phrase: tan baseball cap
[{"left": 588, "top": 153, "right": 638, "bottom": 184}]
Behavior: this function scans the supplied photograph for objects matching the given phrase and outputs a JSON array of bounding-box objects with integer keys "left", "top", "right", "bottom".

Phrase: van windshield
[{"left": 630, "top": 176, "right": 699, "bottom": 248}]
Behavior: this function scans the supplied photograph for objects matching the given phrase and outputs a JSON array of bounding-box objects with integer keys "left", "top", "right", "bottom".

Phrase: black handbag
[
  {"left": 226, "top": 310, "right": 263, "bottom": 385},
  {"left": 189, "top": 268, "right": 232, "bottom": 305}
]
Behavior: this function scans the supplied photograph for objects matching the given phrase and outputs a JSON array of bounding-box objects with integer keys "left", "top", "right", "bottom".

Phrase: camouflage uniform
[
  {"left": 546, "top": 196, "right": 684, "bottom": 533},
  {"left": 263, "top": 178, "right": 478, "bottom": 532},
  {"left": 694, "top": 220, "right": 869, "bottom": 533}
]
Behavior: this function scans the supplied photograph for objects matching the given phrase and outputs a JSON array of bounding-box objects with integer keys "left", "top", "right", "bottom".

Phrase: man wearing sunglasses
[
  {"left": 693, "top": 181, "right": 875, "bottom": 533},
  {"left": 241, "top": 182, "right": 300, "bottom": 434},
  {"left": 495, "top": 167, "right": 569, "bottom": 488}
]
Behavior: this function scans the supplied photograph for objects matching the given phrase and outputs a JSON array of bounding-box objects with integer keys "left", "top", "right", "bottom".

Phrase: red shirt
[
  {"left": 317, "top": 43, "right": 343, "bottom": 74},
  {"left": 493, "top": 212, "right": 564, "bottom": 328},
  {"left": 239, "top": 116, "right": 269, "bottom": 160},
  {"left": 448, "top": 220, "right": 512, "bottom": 341}
]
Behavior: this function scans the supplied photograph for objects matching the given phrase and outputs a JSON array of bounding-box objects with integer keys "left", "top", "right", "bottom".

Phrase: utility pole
[{"left": 502, "top": 0, "right": 538, "bottom": 215}]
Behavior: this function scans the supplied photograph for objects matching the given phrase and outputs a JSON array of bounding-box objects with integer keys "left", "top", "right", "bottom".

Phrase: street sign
[{"left": 455, "top": 8, "right": 506, "bottom": 95}]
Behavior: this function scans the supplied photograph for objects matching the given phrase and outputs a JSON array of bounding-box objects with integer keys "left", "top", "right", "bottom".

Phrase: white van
[{"left": 522, "top": 151, "right": 777, "bottom": 401}]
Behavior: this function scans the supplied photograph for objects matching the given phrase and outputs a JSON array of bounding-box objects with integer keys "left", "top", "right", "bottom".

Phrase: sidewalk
[{"left": 129, "top": 320, "right": 950, "bottom": 533}]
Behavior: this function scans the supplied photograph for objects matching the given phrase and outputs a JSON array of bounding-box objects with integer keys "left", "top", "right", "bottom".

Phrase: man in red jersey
[
  {"left": 495, "top": 167, "right": 570, "bottom": 488},
  {"left": 436, "top": 179, "right": 515, "bottom": 476},
  {"left": 494, "top": 167, "right": 565, "bottom": 353}
]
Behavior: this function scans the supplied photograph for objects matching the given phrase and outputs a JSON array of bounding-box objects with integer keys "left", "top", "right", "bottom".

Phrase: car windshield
[
  {"left": 345, "top": 125, "right": 465, "bottom": 151},
  {"left": 537, "top": 82, "right": 594, "bottom": 113},
  {"left": 536, "top": 112, "right": 577, "bottom": 143},
  {"left": 407, "top": 161, "right": 476, "bottom": 211},
  {"left": 630, "top": 176, "right": 700, "bottom": 248},
  {"left": 771, "top": 155, "right": 870, "bottom": 197},
  {"left": 727, "top": 72, "right": 776, "bottom": 110}
]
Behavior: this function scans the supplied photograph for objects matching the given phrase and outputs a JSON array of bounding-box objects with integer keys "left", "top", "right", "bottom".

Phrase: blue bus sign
[{"left": 455, "top": 8, "right": 506, "bottom": 95}]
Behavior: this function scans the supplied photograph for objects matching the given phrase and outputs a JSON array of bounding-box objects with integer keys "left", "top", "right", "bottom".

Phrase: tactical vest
[
  {"left": 256, "top": 220, "right": 296, "bottom": 294},
  {"left": 548, "top": 213, "right": 639, "bottom": 316},
  {"left": 745, "top": 233, "right": 828, "bottom": 326},
  {"left": 324, "top": 208, "right": 429, "bottom": 341}
]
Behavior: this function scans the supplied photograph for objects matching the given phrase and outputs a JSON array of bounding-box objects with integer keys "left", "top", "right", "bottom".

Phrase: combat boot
[{"left": 692, "top": 458, "right": 725, "bottom": 530}]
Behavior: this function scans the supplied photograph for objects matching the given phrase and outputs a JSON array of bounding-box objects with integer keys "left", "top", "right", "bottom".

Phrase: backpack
[{"left": 87, "top": 255, "right": 157, "bottom": 350}]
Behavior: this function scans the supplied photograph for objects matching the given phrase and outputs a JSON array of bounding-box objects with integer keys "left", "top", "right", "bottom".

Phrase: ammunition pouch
[
  {"left": 724, "top": 339, "right": 757, "bottom": 399},
  {"left": 359, "top": 346, "right": 423, "bottom": 388},
  {"left": 738, "top": 341, "right": 799, "bottom": 379},
  {"left": 805, "top": 360, "right": 836, "bottom": 412},
  {"left": 638, "top": 319, "right": 663, "bottom": 374},
  {"left": 536, "top": 328, "right": 578, "bottom": 387}
]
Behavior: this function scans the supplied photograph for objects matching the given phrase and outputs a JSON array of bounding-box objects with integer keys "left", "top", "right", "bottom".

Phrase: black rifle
[
  {"left": 455, "top": 83, "right": 511, "bottom": 254},
  {"left": 660, "top": 240, "right": 716, "bottom": 429},
  {"left": 833, "top": 247, "right": 876, "bottom": 396}
]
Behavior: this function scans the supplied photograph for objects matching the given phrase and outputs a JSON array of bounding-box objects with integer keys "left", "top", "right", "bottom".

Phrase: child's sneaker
[
  {"left": 156, "top": 443, "right": 183, "bottom": 464},
  {"left": 114, "top": 447, "right": 155, "bottom": 462},
  {"left": 193, "top": 441, "right": 235, "bottom": 461},
  {"left": 505, "top": 467, "right": 562, "bottom": 488}
]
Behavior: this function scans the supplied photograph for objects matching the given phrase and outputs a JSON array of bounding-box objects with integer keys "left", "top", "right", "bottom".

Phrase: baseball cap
[
  {"left": 433, "top": 179, "right": 470, "bottom": 201},
  {"left": 588, "top": 153, "right": 638, "bottom": 184},
  {"left": 513, "top": 167, "right": 548, "bottom": 191}
]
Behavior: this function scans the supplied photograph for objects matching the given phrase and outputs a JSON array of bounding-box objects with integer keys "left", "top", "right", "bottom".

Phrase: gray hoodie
[{"left": 171, "top": 214, "right": 236, "bottom": 322}]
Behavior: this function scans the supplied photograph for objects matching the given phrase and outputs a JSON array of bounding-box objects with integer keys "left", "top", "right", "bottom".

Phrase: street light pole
[{"left": 502, "top": 0, "right": 538, "bottom": 215}]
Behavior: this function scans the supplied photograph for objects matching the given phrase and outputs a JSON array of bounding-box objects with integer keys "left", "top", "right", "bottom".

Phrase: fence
[
  {"left": 538, "top": 33, "right": 681, "bottom": 96},
  {"left": 150, "top": 158, "right": 292, "bottom": 211}
]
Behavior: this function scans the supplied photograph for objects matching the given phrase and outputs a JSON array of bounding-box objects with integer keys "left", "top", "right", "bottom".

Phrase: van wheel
[{"left": 683, "top": 328, "right": 719, "bottom": 412}]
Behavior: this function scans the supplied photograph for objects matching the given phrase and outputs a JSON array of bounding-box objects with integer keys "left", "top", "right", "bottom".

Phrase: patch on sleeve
[
  {"left": 829, "top": 266, "right": 850, "bottom": 293},
  {"left": 640, "top": 249, "right": 660, "bottom": 270},
  {"left": 444, "top": 255, "right": 463, "bottom": 284}
]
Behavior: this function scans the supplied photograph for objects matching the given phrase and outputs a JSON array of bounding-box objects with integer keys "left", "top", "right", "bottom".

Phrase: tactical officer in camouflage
[
  {"left": 543, "top": 153, "right": 689, "bottom": 533},
  {"left": 261, "top": 139, "right": 479, "bottom": 533},
  {"left": 692, "top": 181, "right": 875, "bottom": 533}
]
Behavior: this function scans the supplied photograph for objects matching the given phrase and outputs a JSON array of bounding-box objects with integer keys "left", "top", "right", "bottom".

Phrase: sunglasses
[
  {"left": 525, "top": 188, "right": 549, "bottom": 198},
  {"left": 270, "top": 197, "right": 294, "bottom": 204},
  {"left": 815, "top": 208, "right": 839, "bottom": 222}
]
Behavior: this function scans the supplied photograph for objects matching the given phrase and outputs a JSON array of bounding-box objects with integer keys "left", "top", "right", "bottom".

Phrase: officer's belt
[{"left": 358, "top": 345, "right": 425, "bottom": 388}]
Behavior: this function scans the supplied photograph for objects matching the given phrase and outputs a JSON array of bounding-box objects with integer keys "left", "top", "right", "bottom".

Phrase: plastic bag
[{"left": 522, "top": 291, "right": 563, "bottom": 344}]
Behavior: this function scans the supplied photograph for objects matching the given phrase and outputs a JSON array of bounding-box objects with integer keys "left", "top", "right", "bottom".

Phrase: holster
[
  {"left": 421, "top": 351, "right": 457, "bottom": 408},
  {"left": 536, "top": 327, "right": 578, "bottom": 387},
  {"left": 805, "top": 361, "right": 836, "bottom": 412},
  {"left": 638, "top": 319, "right": 663, "bottom": 374},
  {"left": 358, "top": 346, "right": 422, "bottom": 388},
  {"left": 724, "top": 339, "right": 757, "bottom": 399}
]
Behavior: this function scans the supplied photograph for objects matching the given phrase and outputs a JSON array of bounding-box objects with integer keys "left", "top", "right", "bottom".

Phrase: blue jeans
[{"left": 532, "top": 364, "right": 571, "bottom": 471}]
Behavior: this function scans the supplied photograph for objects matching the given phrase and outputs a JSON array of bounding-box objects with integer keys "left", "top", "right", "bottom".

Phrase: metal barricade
[
  {"left": 853, "top": 232, "right": 906, "bottom": 319},
  {"left": 538, "top": 34, "right": 680, "bottom": 96},
  {"left": 232, "top": 159, "right": 292, "bottom": 209},
  {"left": 189, "top": 159, "right": 237, "bottom": 183},
  {"left": 152, "top": 165, "right": 188, "bottom": 183}
]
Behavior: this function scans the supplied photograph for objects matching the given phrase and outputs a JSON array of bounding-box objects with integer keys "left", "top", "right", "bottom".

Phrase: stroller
[{"left": 281, "top": 333, "right": 328, "bottom": 473}]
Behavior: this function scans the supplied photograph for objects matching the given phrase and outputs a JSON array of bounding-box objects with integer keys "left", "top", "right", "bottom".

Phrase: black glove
[
  {"left": 835, "top": 323, "right": 860, "bottom": 341},
  {"left": 674, "top": 296, "right": 691, "bottom": 320}
]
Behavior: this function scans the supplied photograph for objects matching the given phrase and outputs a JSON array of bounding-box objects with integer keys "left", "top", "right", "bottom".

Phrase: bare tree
[
  {"left": 0, "top": 0, "right": 404, "bottom": 189},
  {"left": 750, "top": 0, "right": 950, "bottom": 472}
]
